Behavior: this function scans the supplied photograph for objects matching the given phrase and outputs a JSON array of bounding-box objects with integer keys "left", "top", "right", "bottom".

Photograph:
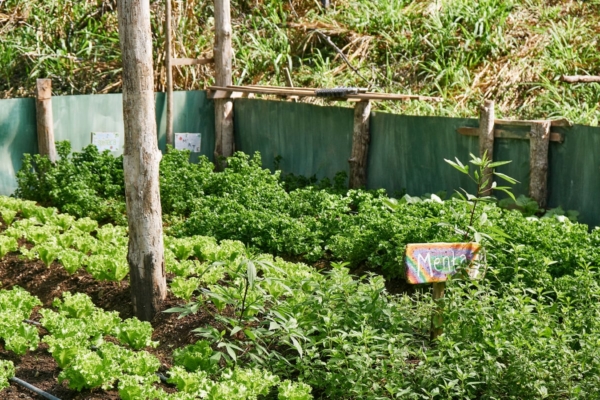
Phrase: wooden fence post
[
  {"left": 213, "top": 0, "right": 234, "bottom": 168},
  {"left": 529, "top": 121, "right": 551, "bottom": 208},
  {"left": 165, "top": 0, "right": 174, "bottom": 148},
  {"left": 479, "top": 100, "right": 494, "bottom": 195},
  {"left": 430, "top": 282, "right": 445, "bottom": 340},
  {"left": 35, "top": 79, "right": 57, "bottom": 163},
  {"left": 348, "top": 100, "right": 371, "bottom": 189}
]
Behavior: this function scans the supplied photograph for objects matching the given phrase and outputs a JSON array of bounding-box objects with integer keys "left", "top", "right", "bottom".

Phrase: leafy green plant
[
  {"left": 170, "top": 277, "right": 201, "bottom": 301},
  {"left": 0, "top": 360, "right": 15, "bottom": 391},
  {"left": 278, "top": 380, "right": 313, "bottom": 400},
  {"left": 115, "top": 318, "right": 158, "bottom": 350},
  {"left": 173, "top": 340, "right": 219, "bottom": 373},
  {"left": 58, "top": 249, "right": 84, "bottom": 274},
  {"left": 52, "top": 291, "right": 96, "bottom": 318},
  {"left": 58, "top": 349, "right": 118, "bottom": 391},
  {"left": 0, "top": 208, "right": 17, "bottom": 226},
  {"left": 0, "top": 236, "right": 18, "bottom": 259}
]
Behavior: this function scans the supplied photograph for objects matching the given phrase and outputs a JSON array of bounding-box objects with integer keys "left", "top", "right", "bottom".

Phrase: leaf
[
  {"left": 246, "top": 260, "right": 257, "bottom": 289},
  {"left": 290, "top": 336, "right": 303, "bottom": 358},
  {"left": 444, "top": 158, "right": 469, "bottom": 174},
  {"left": 493, "top": 172, "right": 518, "bottom": 184},
  {"left": 488, "top": 160, "right": 511, "bottom": 168}
]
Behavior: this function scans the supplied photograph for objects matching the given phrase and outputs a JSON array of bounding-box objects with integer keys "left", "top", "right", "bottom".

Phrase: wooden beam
[
  {"left": 208, "top": 85, "right": 442, "bottom": 102},
  {"left": 348, "top": 100, "right": 371, "bottom": 189},
  {"left": 560, "top": 75, "right": 600, "bottom": 83},
  {"left": 457, "top": 127, "right": 564, "bottom": 143},
  {"left": 529, "top": 121, "right": 551, "bottom": 208},
  {"left": 171, "top": 57, "right": 214, "bottom": 66},
  {"left": 35, "top": 79, "right": 57, "bottom": 163},
  {"left": 165, "top": 0, "right": 173, "bottom": 147},
  {"left": 479, "top": 100, "right": 494, "bottom": 195},
  {"left": 494, "top": 118, "right": 572, "bottom": 127}
]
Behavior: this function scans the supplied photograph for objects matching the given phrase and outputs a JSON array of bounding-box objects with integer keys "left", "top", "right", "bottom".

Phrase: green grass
[{"left": 2, "top": 0, "right": 600, "bottom": 124}]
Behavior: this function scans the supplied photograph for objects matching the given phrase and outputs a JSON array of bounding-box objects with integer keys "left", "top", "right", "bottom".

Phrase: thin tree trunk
[
  {"left": 213, "top": 0, "right": 234, "bottom": 169},
  {"left": 118, "top": 0, "right": 167, "bottom": 321},
  {"left": 478, "top": 100, "right": 494, "bottom": 195},
  {"left": 165, "top": 0, "right": 174, "bottom": 148}
]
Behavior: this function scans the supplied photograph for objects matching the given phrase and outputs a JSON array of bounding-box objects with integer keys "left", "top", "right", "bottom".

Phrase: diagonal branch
[{"left": 312, "top": 29, "right": 374, "bottom": 88}]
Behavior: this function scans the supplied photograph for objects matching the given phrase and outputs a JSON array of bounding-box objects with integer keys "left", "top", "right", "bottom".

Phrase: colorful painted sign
[
  {"left": 405, "top": 243, "right": 482, "bottom": 284},
  {"left": 175, "top": 133, "right": 201, "bottom": 152},
  {"left": 91, "top": 132, "right": 120, "bottom": 152}
]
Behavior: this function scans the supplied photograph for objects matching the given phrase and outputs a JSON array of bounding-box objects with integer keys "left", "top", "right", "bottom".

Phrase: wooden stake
[
  {"left": 529, "top": 121, "right": 551, "bottom": 208},
  {"left": 479, "top": 100, "right": 494, "bottom": 195},
  {"left": 35, "top": 79, "right": 57, "bottom": 163},
  {"left": 430, "top": 282, "right": 446, "bottom": 340},
  {"left": 348, "top": 100, "right": 371, "bottom": 189},
  {"left": 165, "top": 0, "right": 174, "bottom": 147},
  {"left": 213, "top": 0, "right": 234, "bottom": 168},
  {"left": 561, "top": 75, "right": 600, "bottom": 83}
]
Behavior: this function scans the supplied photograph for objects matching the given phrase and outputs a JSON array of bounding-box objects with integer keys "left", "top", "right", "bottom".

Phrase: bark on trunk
[
  {"left": 348, "top": 100, "right": 371, "bottom": 189},
  {"left": 529, "top": 121, "right": 551, "bottom": 209},
  {"left": 213, "top": 0, "right": 234, "bottom": 168},
  {"left": 35, "top": 79, "right": 57, "bottom": 163},
  {"left": 165, "top": 0, "right": 174, "bottom": 147},
  {"left": 478, "top": 100, "right": 495, "bottom": 195},
  {"left": 118, "top": 0, "right": 167, "bottom": 321}
]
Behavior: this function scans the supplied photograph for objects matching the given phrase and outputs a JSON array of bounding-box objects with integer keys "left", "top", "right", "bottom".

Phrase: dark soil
[{"left": 0, "top": 252, "right": 213, "bottom": 400}]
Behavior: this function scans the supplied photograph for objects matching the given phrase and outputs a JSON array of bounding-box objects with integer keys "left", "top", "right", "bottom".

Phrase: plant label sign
[
  {"left": 175, "top": 133, "right": 201, "bottom": 152},
  {"left": 91, "top": 132, "right": 120, "bottom": 152},
  {"left": 405, "top": 243, "right": 482, "bottom": 284}
]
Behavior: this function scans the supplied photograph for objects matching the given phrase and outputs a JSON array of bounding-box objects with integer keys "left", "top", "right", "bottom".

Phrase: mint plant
[{"left": 445, "top": 151, "right": 517, "bottom": 242}]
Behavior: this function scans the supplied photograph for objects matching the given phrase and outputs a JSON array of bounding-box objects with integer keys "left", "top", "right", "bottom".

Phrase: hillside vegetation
[{"left": 1, "top": 0, "right": 600, "bottom": 124}]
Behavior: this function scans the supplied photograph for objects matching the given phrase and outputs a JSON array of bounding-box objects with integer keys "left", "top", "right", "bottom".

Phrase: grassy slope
[{"left": 1, "top": 0, "right": 600, "bottom": 124}]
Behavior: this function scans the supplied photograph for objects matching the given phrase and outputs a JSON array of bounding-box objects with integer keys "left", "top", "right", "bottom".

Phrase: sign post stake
[{"left": 430, "top": 281, "right": 446, "bottom": 340}]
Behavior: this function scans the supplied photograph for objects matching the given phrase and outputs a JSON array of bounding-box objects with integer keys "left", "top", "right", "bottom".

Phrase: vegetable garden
[{"left": 1, "top": 145, "right": 600, "bottom": 399}]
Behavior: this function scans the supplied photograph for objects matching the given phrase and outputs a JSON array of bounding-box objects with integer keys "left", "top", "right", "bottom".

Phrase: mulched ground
[{"left": 0, "top": 251, "right": 215, "bottom": 400}]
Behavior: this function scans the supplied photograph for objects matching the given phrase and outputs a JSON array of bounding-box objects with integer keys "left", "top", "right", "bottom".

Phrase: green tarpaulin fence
[{"left": 1, "top": 92, "right": 599, "bottom": 227}]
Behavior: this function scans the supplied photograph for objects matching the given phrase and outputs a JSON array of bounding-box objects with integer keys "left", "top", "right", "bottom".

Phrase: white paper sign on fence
[
  {"left": 91, "top": 132, "right": 120, "bottom": 152},
  {"left": 175, "top": 133, "right": 202, "bottom": 152}
]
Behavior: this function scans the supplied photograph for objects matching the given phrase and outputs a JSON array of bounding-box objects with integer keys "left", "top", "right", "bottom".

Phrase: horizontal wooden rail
[
  {"left": 560, "top": 75, "right": 600, "bottom": 83},
  {"left": 207, "top": 85, "right": 442, "bottom": 102},
  {"left": 457, "top": 127, "right": 564, "bottom": 143},
  {"left": 493, "top": 118, "right": 572, "bottom": 127},
  {"left": 171, "top": 57, "right": 214, "bottom": 66}
]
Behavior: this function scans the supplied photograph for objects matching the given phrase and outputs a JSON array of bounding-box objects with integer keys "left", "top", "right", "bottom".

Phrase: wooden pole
[
  {"left": 430, "top": 282, "right": 445, "bottom": 340},
  {"left": 213, "top": 0, "right": 234, "bottom": 168},
  {"left": 348, "top": 100, "right": 371, "bottom": 189},
  {"left": 479, "top": 100, "right": 495, "bottom": 195},
  {"left": 560, "top": 75, "right": 600, "bottom": 83},
  {"left": 529, "top": 121, "right": 551, "bottom": 208},
  {"left": 165, "top": 0, "right": 174, "bottom": 148},
  {"left": 35, "top": 79, "right": 57, "bottom": 163},
  {"left": 118, "top": 0, "right": 167, "bottom": 321}
]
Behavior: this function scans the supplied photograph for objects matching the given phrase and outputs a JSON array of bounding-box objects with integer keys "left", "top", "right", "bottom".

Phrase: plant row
[{"left": 15, "top": 144, "right": 600, "bottom": 286}]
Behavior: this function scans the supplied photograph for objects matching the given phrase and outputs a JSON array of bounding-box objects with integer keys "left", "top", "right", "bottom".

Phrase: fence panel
[{"left": 234, "top": 99, "right": 354, "bottom": 179}]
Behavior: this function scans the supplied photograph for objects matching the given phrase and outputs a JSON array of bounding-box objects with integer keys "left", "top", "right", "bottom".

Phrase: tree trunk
[
  {"left": 213, "top": 0, "right": 234, "bottom": 169},
  {"left": 478, "top": 100, "right": 494, "bottom": 195},
  {"left": 165, "top": 0, "right": 174, "bottom": 148},
  {"left": 118, "top": 0, "right": 167, "bottom": 321}
]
